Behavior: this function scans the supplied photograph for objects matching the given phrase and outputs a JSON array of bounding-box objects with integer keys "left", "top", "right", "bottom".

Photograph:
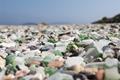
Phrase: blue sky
[{"left": 0, "top": 0, "right": 120, "bottom": 24}]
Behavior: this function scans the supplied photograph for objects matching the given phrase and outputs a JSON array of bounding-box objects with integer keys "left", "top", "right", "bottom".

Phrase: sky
[{"left": 0, "top": 0, "right": 120, "bottom": 24}]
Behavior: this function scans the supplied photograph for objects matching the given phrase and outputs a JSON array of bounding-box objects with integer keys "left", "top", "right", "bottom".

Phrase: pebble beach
[{"left": 0, "top": 24, "right": 120, "bottom": 80}]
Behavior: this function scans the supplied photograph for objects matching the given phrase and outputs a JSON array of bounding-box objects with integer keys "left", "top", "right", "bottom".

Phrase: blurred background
[{"left": 0, "top": 0, "right": 120, "bottom": 24}]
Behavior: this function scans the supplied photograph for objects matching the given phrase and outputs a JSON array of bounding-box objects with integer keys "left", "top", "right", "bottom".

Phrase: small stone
[
  {"left": 15, "top": 70, "right": 28, "bottom": 78},
  {"left": 39, "top": 47, "right": 49, "bottom": 52},
  {"left": 28, "top": 45, "right": 38, "bottom": 50},
  {"left": 3, "top": 74, "right": 15, "bottom": 80},
  {"left": 0, "top": 42, "right": 16, "bottom": 48},
  {"left": 73, "top": 72, "right": 97, "bottom": 80},
  {"left": 83, "top": 48, "right": 100, "bottom": 63},
  {"left": 105, "top": 58, "right": 120, "bottom": 80},
  {"left": 48, "top": 72, "right": 73, "bottom": 80},
  {"left": 94, "top": 39, "right": 111, "bottom": 53},
  {"left": 48, "top": 57, "right": 64, "bottom": 68},
  {"left": 103, "top": 48, "right": 114, "bottom": 58},
  {"left": 0, "top": 57, "right": 5, "bottom": 69},
  {"left": 96, "top": 68, "right": 104, "bottom": 80},
  {"left": 72, "top": 64, "right": 85, "bottom": 73},
  {"left": 65, "top": 57, "right": 85, "bottom": 67},
  {"left": 15, "top": 57, "right": 25, "bottom": 65},
  {"left": 33, "top": 73, "right": 43, "bottom": 80}
]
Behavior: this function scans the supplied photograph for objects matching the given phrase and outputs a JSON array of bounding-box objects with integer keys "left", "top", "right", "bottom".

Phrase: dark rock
[
  {"left": 39, "top": 47, "right": 49, "bottom": 52},
  {"left": 5, "top": 47, "right": 16, "bottom": 53},
  {"left": 0, "top": 45, "right": 3, "bottom": 48},
  {"left": 28, "top": 45, "right": 38, "bottom": 50},
  {"left": 93, "top": 13, "right": 120, "bottom": 23},
  {"left": 73, "top": 72, "right": 97, "bottom": 80}
]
